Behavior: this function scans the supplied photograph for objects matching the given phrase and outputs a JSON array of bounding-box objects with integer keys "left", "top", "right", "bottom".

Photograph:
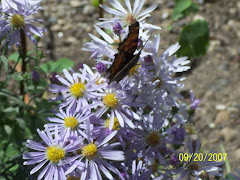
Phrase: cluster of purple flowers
[{"left": 22, "top": 0, "right": 224, "bottom": 179}]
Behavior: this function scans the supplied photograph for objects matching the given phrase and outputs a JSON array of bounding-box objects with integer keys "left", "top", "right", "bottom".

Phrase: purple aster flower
[
  {"left": 65, "top": 121, "right": 125, "bottom": 180},
  {"left": 31, "top": 70, "right": 40, "bottom": 85},
  {"left": 127, "top": 110, "right": 183, "bottom": 165},
  {"left": 44, "top": 107, "right": 91, "bottom": 140},
  {"left": 0, "top": 1, "right": 45, "bottom": 48},
  {"left": 85, "top": 82, "right": 141, "bottom": 130},
  {"left": 23, "top": 127, "right": 84, "bottom": 180},
  {"left": 95, "top": 62, "right": 106, "bottom": 73},
  {"left": 48, "top": 67, "right": 106, "bottom": 112},
  {"left": 98, "top": 0, "right": 160, "bottom": 31}
]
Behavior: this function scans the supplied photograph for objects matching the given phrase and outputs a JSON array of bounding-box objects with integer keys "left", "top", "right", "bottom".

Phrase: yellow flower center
[
  {"left": 46, "top": 146, "right": 65, "bottom": 163},
  {"left": 105, "top": 117, "right": 120, "bottom": 130},
  {"left": 69, "top": 83, "right": 85, "bottom": 98},
  {"left": 188, "top": 162, "right": 199, "bottom": 171},
  {"left": 146, "top": 132, "right": 160, "bottom": 147},
  {"left": 125, "top": 14, "right": 136, "bottom": 25},
  {"left": 11, "top": 14, "right": 25, "bottom": 28},
  {"left": 82, "top": 143, "right": 97, "bottom": 159},
  {"left": 64, "top": 117, "right": 78, "bottom": 128},
  {"left": 103, "top": 93, "right": 118, "bottom": 108},
  {"left": 128, "top": 63, "right": 141, "bottom": 75}
]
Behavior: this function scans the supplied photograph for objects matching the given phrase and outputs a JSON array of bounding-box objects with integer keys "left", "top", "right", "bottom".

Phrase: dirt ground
[{"left": 38, "top": 0, "right": 240, "bottom": 171}]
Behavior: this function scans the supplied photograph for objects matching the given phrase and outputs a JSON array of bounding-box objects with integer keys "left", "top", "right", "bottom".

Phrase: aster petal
[
  {"left": 97, "top": 130, "right": 117, "bottom": 147},
  {"left": 48, "top": 84, "right": 69, "bottom": 93},
  {"left": 38, "top": 162, "right": 51, "bottom": 179},
  {"left": 63, "top": 69, "right": 74, "bottom": 84},
  {"left": 25, "top": 24, "right": 43, "bottom": 37},
  {"left": 23, "top": 152, "right": 45, "bottom": 159},
  {"left": 26, "top": 140, "right": 46, "bottom": 151},
  {"left": 56, "top": 75, "right": 71, "bottom": 87},
  {"left": 99, "top": 150, "right": 125, "bottom": 161},
  {"left": 100, "top": 4, "right": 126, "bottom": 16},
  {"left": 22, "top": 28, "right": 38, "bottom": 44},
  {"left": 125, "top": 0, "right": 132, "bottom": 13},
  {"left": 24, "top": 156, "right": 46, "bottom": 165},
  {"left": 98, "top": 162, "right": 113, "bottom": 179},
  {"left": 94, "top": 25, "right": 114, "bottom": 44},
  {"left": 137, "top": 4, "right": 157, "bottom": 18},
  {"left": 134, "top": 0, "right": 145, "bottom": 15},
  {"left": 44, "top": 163, "right": 54, "bottom": 180},
  {"left": 114, "top": 110, "right": 124, "bottom": 127},
  {"left": 37, "top": 129, "right": 52, "bottom": 147},
  {"left": 30, "top": 159, "right": 48, "bottom": 175},
  {"left": 109, "top": 0, "right": 127, "bottom": 14},
  {"left": 90, "top": 161, "right": 102, "bottom": 180}
]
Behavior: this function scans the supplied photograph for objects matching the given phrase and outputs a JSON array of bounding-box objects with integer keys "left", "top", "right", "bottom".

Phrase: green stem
[
  {"left": 99, "top": 0, "right": 103, "bottom": 19},
  {"left": 20, "top": 30, "right": 27, "bottom": 101}
]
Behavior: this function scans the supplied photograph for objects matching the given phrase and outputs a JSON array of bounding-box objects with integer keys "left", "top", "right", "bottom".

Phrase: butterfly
[{"left": 107, "top": 21, "right": 141, "bottom": 82}]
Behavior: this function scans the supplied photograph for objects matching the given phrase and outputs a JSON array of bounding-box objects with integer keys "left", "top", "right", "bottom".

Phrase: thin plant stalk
[
  {"left": 20, "top": 29, "right": 27, "bottom": 101},
  {"left": 99, "top": 0, "right": 103, "bottom": 19}
]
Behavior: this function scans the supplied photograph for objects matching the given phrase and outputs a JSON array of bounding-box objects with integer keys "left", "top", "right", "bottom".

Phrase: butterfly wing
[{"left": 107, "top": 21, "right": 139, "bottom": 81}]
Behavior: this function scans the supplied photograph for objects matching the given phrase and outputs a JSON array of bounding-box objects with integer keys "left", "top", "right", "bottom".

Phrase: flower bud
[
  {"left": 95, "top": 62, "right": 106, "bottom": 73},
  {"left": 78, "top": 63, "right": 84, "bottom": 69},
  {"left": 50, "top": 73, "right": 59, "bottom": 84},
  {"left": 172, "top": 127, "right": 185, "bottom": 143},
  {"left": 170, "top": 154, "right": 180, "bottom": 166},
  {"left": 113, "top": 22, "right": 123, "bottom": 35},
  {"left": 31, "top": 70, "right": 40, "bottom": 86},
  {"left": 144, "top": 55, "right": 153, "bottom": 63}
]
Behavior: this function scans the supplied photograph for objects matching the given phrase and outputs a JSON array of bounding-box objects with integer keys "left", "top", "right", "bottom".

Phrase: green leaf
[
  {"left": 0, "top": 90, "right": 25, "bottom": 107},
  {"left": 4, "top": 125, "right": 12, "bottom": 135},
  {"left": 0, "top": 56, "right": 8, "bottom": 72},
  {"left": 40, "top": 57, "right": 74, "bottom": 73},
  {"left": 172, "top": 0, "right": 192, "bottom": 20},
  {"left": 183, "top": 3, "right": 199, "bottom": 16},
  {"left": 16, "top": 118, "right": 26, "bottom": 129},
  {"left": 8, "top": 53, "right": 20, "bottom": 62},
  {"left": 177, "top": 20, "right": 209, "bottom": 58},
  {"left": 4, "top": 143, "right": 19, "bottom": 160}
]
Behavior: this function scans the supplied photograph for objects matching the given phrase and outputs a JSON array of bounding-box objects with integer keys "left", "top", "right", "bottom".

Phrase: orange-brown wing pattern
[{"left": 107, "top": 21, "right": 139, "bottom": 81}]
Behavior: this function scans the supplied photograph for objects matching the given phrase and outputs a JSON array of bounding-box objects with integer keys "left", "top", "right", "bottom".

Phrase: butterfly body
[{"left": 107, "top": 21, "right": 140, "bottom": 82}]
